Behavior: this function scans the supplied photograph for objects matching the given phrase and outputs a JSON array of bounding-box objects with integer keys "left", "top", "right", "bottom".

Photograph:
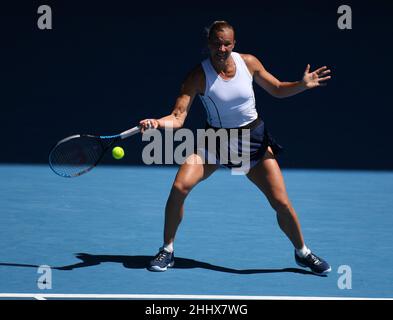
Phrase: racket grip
[{"left": 119, "top": 126, "right": 141, "bottom": 139}]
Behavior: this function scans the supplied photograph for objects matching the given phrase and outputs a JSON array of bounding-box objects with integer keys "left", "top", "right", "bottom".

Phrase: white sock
[
  {"left": 296, "top": 245, "right": 311, "bottom": 258},
  {"left": 161, "top": 243, "right": 174, "bottom": 253}
]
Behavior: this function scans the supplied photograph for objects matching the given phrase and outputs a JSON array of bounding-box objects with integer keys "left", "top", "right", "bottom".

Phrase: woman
[{"left": 140, "top": 21, "right": 331, "bottom": 275}]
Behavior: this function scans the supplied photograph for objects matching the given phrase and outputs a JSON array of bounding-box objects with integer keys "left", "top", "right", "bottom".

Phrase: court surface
[{"left": 0, "top": 165, "right": 392, "bottom": 299}]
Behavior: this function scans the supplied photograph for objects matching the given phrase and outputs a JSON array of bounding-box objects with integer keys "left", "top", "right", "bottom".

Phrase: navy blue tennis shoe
[
  {"left": 148, "top": 248, "right": 175, "bottom": 272},
  {"left": 295, "top": 250, "right": 331, "bottom": 275}
]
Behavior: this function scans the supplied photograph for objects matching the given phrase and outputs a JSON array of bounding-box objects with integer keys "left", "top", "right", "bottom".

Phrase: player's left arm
[{"left": 241, "top": 54, "right": 331, "bottom": 98}]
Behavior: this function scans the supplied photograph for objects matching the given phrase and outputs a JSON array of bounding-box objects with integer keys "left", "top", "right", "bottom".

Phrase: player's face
[{"left": 208, "top": 28, "right": 235, "bottom": 63}]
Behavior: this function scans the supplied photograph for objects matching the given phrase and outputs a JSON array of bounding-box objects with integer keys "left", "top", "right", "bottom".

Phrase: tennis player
[{"left": 140, "top": 21, "right": 331, "bottom": 275}]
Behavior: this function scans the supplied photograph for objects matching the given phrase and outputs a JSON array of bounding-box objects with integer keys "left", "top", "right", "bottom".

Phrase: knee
[
  {"left": 171, "top": 180, "right": 193, "bottom": 198},
  {"left": 270, "top": 197, "right": 292, "bottom": 214}
]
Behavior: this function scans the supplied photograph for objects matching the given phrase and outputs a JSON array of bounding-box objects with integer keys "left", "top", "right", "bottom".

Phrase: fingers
[
  {"left": 312, "top": 75, "right": 331, "bottom": 87},
  {"left": 139, "top": 120, "right": 152, "bottom": 133},
  {"left": 305, "top": 64, "right": 311, "bottom": 73},
  {"left": 319, "top": 75, "right": 331, "bottom": 81},
  {"left": 319, "top": 69, "right": 331, "bottom": 76},
  {"left": 313, "top": 67, "right": 332, "bottom": 87},
  {"left": 314, "top": 66, "right": 328, "bottom": 74},
  {"left": 139, "top": 119, "right": 159, "bottom": 132}
]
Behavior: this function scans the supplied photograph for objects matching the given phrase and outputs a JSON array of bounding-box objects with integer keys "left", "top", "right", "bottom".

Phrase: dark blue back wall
[{"left": 1, "top": 0, "right": 392, "bottom": 169}]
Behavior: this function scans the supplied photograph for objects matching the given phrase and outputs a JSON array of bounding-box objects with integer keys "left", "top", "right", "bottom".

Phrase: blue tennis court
[{"left": 1, "top": 164, "right": 392, "bottom": 299}]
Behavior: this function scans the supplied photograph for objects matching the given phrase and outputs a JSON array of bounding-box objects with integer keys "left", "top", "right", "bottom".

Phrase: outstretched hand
[{"left": 302, "top": 64, "right": 331, "bottom": 89}]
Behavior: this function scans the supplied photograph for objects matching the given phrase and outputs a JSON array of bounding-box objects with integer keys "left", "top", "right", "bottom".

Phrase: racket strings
[{"left": 49, "top": 136, "right": 107, "bottom": 177}]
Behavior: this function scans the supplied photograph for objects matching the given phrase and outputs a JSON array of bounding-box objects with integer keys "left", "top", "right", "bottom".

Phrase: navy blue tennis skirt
[{"left": 197, "top": 118, "right": 283, "bottom": 170}]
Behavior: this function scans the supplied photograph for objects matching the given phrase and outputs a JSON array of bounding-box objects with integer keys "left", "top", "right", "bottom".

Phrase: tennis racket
[{"left": 49, "top": 125, "right": 141, "bottom": 178}]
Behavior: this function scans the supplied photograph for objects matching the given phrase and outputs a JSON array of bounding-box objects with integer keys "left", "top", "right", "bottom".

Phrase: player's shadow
[
  {"left": 0, "top": 253, "right": 324, "bottom": 276},
  {"left": 53, "top": 253, "right": 321, "bottom": 276}
]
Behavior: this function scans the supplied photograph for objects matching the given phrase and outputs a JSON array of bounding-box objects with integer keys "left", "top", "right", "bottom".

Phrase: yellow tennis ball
[{"left": 112, "top": 146, "right": 125, "bottom": 160}]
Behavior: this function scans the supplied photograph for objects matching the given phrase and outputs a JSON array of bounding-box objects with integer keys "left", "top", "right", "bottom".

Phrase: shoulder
[
  {"left": 237, "top": 53, "right": 264, "bottom": 76},
  {"left": 238, "top": 53, "right": 263, "bottom": 68},
  {"left": 187, "top": 63, "right": 205, "bottom": 81}
]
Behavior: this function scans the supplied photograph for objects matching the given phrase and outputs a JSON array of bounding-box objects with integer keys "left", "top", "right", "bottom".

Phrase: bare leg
[
  {"left": 164, "top": 153, "right": 219, "bottom": 246},
  {"left": 246, "top": 147, "right": 305, "bottom": 249}
]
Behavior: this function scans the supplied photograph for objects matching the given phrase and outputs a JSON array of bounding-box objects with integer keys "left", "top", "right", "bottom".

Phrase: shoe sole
[
  {"left": 296, "top": 261, "right": 332, "bottom": 275},
  {"left": 148, "top": 261, "right": 175, "bottom": 272}
]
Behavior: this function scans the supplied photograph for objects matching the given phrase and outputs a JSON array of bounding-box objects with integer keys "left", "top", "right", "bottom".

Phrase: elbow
[
  {"left": 270, "top": 84, "right": 284, "bottom": 99},
  {"left": 271, "top": 91, "right": 284, "bottom": 99},
  {"left": 271, "top": 82, "right": 290, "bottom": 99}
]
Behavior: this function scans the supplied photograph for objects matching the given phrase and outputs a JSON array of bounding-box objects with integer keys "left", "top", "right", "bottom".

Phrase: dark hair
[{"left": 206, "top": 21, "right": 235, "bottom": 40}]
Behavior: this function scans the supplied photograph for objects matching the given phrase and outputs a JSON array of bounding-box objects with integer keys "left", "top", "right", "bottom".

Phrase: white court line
[{"left": 0, "top": 293, "right": 392, "bottom": 300}]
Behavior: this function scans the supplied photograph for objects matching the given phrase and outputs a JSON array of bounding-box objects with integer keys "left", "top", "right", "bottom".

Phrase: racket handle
[{"left": 120, "top": 126, "right": 141, "bottom": 139}]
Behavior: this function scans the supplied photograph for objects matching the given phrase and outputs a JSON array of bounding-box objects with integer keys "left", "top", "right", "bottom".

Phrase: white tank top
[{"left": 199, "top": 52, "right": 258, "bottom": 128}]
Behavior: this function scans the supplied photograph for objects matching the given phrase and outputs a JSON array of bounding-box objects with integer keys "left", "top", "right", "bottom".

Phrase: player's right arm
[{"left": 139, "top": 65, "right": 205, "bottom": 131}]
